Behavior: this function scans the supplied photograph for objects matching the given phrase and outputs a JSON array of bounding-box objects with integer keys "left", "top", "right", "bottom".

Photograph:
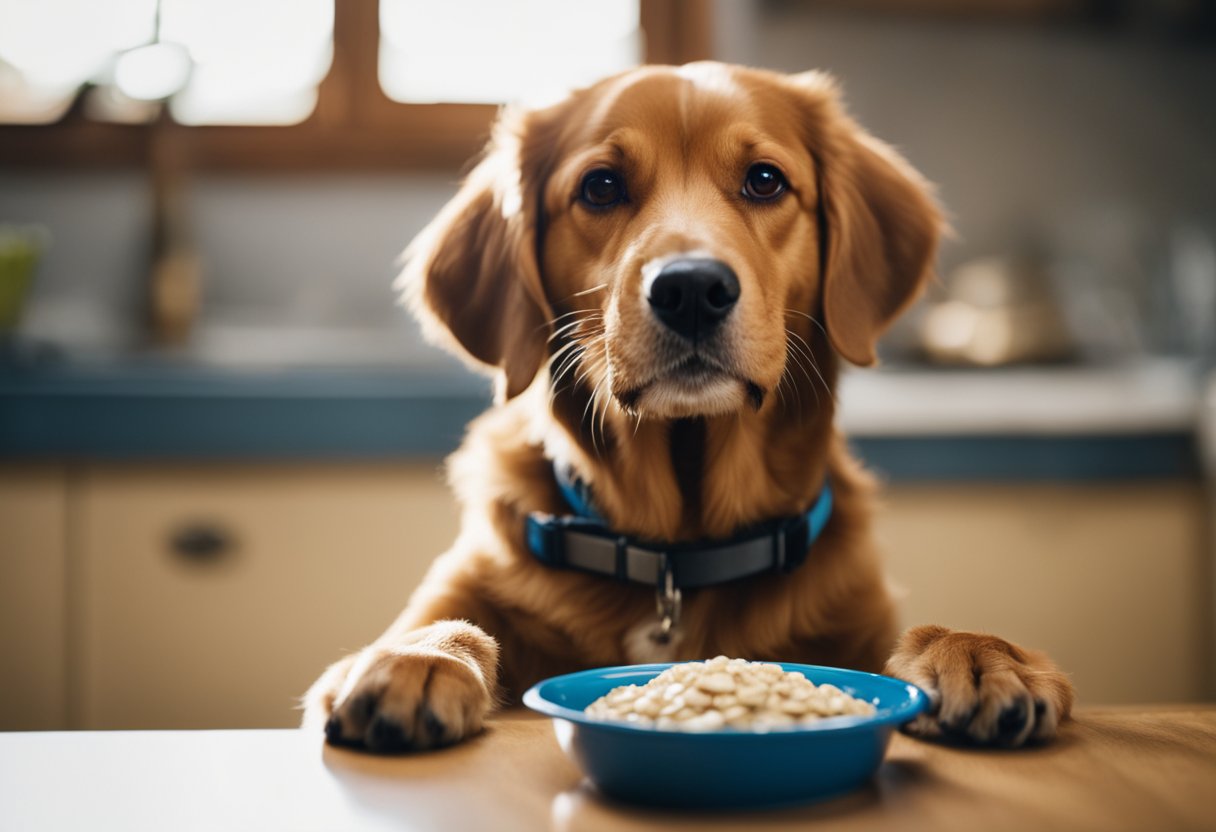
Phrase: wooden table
[{"left": 2, "top": 707, "right": 1214, "bottom": 832}]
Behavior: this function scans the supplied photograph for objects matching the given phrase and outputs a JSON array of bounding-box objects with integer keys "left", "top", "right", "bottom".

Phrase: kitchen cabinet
[
  {"left": 72, "top": 463, "right": 459, "bottom": 730},
  {"left": 0, "top": 464, "right": 1207, "bottom": 730},
  {"left": 0, "top": 466, "right": 68, "bottom": 730},
  {"left": 1, "top": 463, "right": 459, "bottom": 730},
  {"left": 881, "top": 483, "right": 1209, "bottom": 705}
]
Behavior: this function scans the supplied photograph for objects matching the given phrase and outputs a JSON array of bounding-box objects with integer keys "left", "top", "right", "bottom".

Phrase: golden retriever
[{"left": 304, "top": 62, "right": 1074, "bottom": 752}]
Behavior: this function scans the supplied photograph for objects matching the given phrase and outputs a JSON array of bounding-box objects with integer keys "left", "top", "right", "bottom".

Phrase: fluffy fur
[{"left": 304, "top": 62, "right": 1073, "bottom": 752}]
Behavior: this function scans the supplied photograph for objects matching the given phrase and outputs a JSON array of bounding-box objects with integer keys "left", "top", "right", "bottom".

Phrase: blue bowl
[{"left": 523, "top": 662, "right": 928, "bottom": 809}]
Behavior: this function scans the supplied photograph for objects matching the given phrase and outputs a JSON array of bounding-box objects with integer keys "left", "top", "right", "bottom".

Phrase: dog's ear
[
  {"left": 398, "top": 110, "right": 554, "bottom": 400},
  {"left": 791, "top": 71, "right": 944, "bottom": 366}
]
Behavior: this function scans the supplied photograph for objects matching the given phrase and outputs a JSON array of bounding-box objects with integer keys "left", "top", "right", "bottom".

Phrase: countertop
[
  {"left": 2, "top": 707, "right": 1214, "bottom": 832},
  {"left": 0, "top": 356, "right": 1204, "bottom": 478}
]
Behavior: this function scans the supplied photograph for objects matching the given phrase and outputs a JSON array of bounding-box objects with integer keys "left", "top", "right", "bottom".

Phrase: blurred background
[{"left": 1, "top": 0, "right": 1214, "bottom": 731}]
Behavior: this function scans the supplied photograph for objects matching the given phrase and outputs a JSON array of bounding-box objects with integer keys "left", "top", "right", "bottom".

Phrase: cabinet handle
[{"left": 170, "top": 523, "right": 235, "bottom": 561}]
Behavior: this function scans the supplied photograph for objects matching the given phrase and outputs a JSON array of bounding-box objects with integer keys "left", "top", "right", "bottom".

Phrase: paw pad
[
  {"left": 367, "top": 715, "right": 410, "bottom": 753},
  {"left": 996, "top": 701, "right": 1029, "bottom": 745}
]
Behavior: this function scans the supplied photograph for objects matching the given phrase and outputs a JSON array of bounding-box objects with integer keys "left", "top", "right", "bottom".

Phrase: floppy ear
[
  {"left": 398, "top": 111, "right": 553, "bottom": 400},
  {"left": 793, "top": 72, "right": 944, "bottom": 366}
]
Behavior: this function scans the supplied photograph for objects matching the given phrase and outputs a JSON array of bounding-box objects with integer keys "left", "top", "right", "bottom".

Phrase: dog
[{"left": 304, "top": 62, "right": 1074, "bottom": 752}]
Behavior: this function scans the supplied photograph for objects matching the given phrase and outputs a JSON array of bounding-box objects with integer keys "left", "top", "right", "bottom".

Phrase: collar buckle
[{"left": 777, "top": 512, "right": 811, "bottom": 573}]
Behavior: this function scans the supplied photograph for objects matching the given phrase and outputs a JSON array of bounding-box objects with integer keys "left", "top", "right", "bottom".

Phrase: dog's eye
[
  {"left": 742, "top": 164, "right": 787, "bottom": 201},
  {"left": 580, "top": 169, "right": 625, "bottom": 208}
]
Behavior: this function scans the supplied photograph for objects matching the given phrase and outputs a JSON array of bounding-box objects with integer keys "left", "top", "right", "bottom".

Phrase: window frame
[{"left": 0, "top": 0, "right": 712, "bottom": 171}]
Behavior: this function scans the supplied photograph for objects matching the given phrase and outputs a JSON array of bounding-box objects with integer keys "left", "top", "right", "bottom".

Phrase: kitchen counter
[
  {"left": 0, "top": 362, "right": 488, "bottom": 458},
  {"left": 2, "top": 707, "right": 1214, "bottom": 832},
  {"left": 0, "top": 357, "right": 1203, "bottom": 478}
]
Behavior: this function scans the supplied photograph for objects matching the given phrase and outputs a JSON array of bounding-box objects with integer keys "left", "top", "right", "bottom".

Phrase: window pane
[
  {"left": 163, "top": 0, "right": 333, "bottom": 125},
  {"left": 0, "top": 0, "right": 154, "bottom": 123},
  {"left": 0, "top": 0, "right": 332, "bottom": 125},
  {"left": 379, "top": 0, "right": 641, "bottom": 105}
]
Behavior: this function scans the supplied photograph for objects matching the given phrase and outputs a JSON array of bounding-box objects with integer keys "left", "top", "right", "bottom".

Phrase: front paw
[
  {"left": 308, "top": 646, "right": 493, "bottom": 753},
  {"left": 884, "top": 625, "right": 1074, "bottom": 747}
]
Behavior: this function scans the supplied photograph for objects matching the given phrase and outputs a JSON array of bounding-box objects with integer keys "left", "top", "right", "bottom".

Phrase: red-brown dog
[{"left": 304, "top": 62, "right": 1074, "bottom": 752}]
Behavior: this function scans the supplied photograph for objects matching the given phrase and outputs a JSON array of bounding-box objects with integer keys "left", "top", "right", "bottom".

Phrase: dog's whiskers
[
  {"left": 546, "top": 323, "right": 607, "bottom": 416},
  {"left": 548, "top": 318, "right": 603, "bottom": 368},
  {"left": 580, "top": 377, "right": 600, "bottom": 447},
  {"left": 786, "top": 327, "right": 836, "bottom": 408},
  {"left": 785, "top": 332, "right": 819, "bottom": 404},
  {"left": 589, "top": 375, "right": 611, "bottom": 457},
  {"left": 568, "top": 283, "right": 609, "bottom": 299},
  {"left": 595, "top": 353, "right": 615, "bottom": 456},
  {"left": 548, "top": 338, "right": 582, "bottom": 373},
  {"left": 548, "top": 320, "right": 583, "bottom": 344},
  {"left": 547, "top": 343, "right": 584, "bottom": 404},
  {"left": 550, "top": 307, "right": 603, "bottom": 325},
  {"left": 579, "top": 349, "right": 614, "bottom": 458},
  {"left": 783, "top": 329, "right": 820, "bottom": 407},
  {"left": 570, "top": 332, "right": 606, "bottom": 390},
  {"left": 546, "top": 311, "right": 603, "bottom": 344},
  {"left": 777, "top": 350, "right": 805, "bottom": 417},
  {"left": 572, "top": 361, "right": 599, "bottom": 392},
  {"left": 537, "top": 309, "right": 588, "bottom": 339},
  {"left": 547, "top": 333, "right": 591, "bottom": 384},
  {"left": 773, "top": 373, "right": 788, "bottom": 410},
  {"left": 783, "top": 308, "right": 831, "bottom": 344}
]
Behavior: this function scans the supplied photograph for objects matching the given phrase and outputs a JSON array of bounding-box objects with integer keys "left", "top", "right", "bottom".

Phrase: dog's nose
[{"left": 647, "top": 258, "right": 740, "bottom": 341}]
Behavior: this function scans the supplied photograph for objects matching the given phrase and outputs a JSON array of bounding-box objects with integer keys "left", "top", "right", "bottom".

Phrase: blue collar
[{"left": 525, "top": 462, "right": 834, "bottom": 591}]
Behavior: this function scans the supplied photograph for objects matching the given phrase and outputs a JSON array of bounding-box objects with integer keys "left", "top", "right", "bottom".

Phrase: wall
[
  {"left": 714, "top": 2, "right": 1216, "bottom": 356},
  {"left": 0, "top": 172, "right": 459, "bottom": 359},
  {"left": 714, "top": 4, "right": 1216, "bottom": 261}
]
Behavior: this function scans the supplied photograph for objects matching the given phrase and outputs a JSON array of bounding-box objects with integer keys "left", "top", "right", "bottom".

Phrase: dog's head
[{"left": 402, "top": 63, "right": 942, "bottom": 421}]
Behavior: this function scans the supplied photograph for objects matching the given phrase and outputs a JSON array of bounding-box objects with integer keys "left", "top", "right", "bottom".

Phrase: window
[
  {"left": 0, "top": 0, "right": 711, "bottom": 170},
  {"left": 379, "top": 0, "right": 641, "bottom": 106},
  {"left": 0, "top": 0, "right": 333, "bottom": 126},
  {"left": 0, "top": 0, "right": 156, "bottom": 124},
  {"left": 162, "top": 0, "right": 334, "bottom": 125}
]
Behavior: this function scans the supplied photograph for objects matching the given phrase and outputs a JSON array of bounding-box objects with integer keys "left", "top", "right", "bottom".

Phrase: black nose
[{"left": 647, "top": 258, "right": 740, "bottom": 342}]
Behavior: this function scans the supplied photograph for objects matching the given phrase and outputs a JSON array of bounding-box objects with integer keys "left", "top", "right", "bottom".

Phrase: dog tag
[{"left": 650, "top": 567, "right": 682, "bottom": 645}]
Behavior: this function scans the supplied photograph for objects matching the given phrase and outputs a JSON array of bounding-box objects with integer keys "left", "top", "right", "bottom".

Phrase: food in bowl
[
  {"left": 584, "top": 656, "right": 876, "bottom": 731},
  {"left": 524, "top": 662, "right": 930, "bottom": 808}
]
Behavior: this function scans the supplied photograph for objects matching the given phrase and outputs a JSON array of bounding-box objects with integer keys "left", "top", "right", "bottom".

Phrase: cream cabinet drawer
[
  {"left": 75, "top": 463, "right": 458, "bottom": 729},
  {"left": 0, "top": 466, "right": 68, "bottom": 730},
  {"left": 879, "top": 483, "right": 1207, "bottom": 705}
]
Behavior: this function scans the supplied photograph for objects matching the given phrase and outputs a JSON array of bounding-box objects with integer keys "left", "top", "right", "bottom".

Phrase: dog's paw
[
  {"left": 304, "top": 646, "right": 494, "bottom": 753},
  {"left": 884, "top": 625, "right": 1074, "bottom": 747}
]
